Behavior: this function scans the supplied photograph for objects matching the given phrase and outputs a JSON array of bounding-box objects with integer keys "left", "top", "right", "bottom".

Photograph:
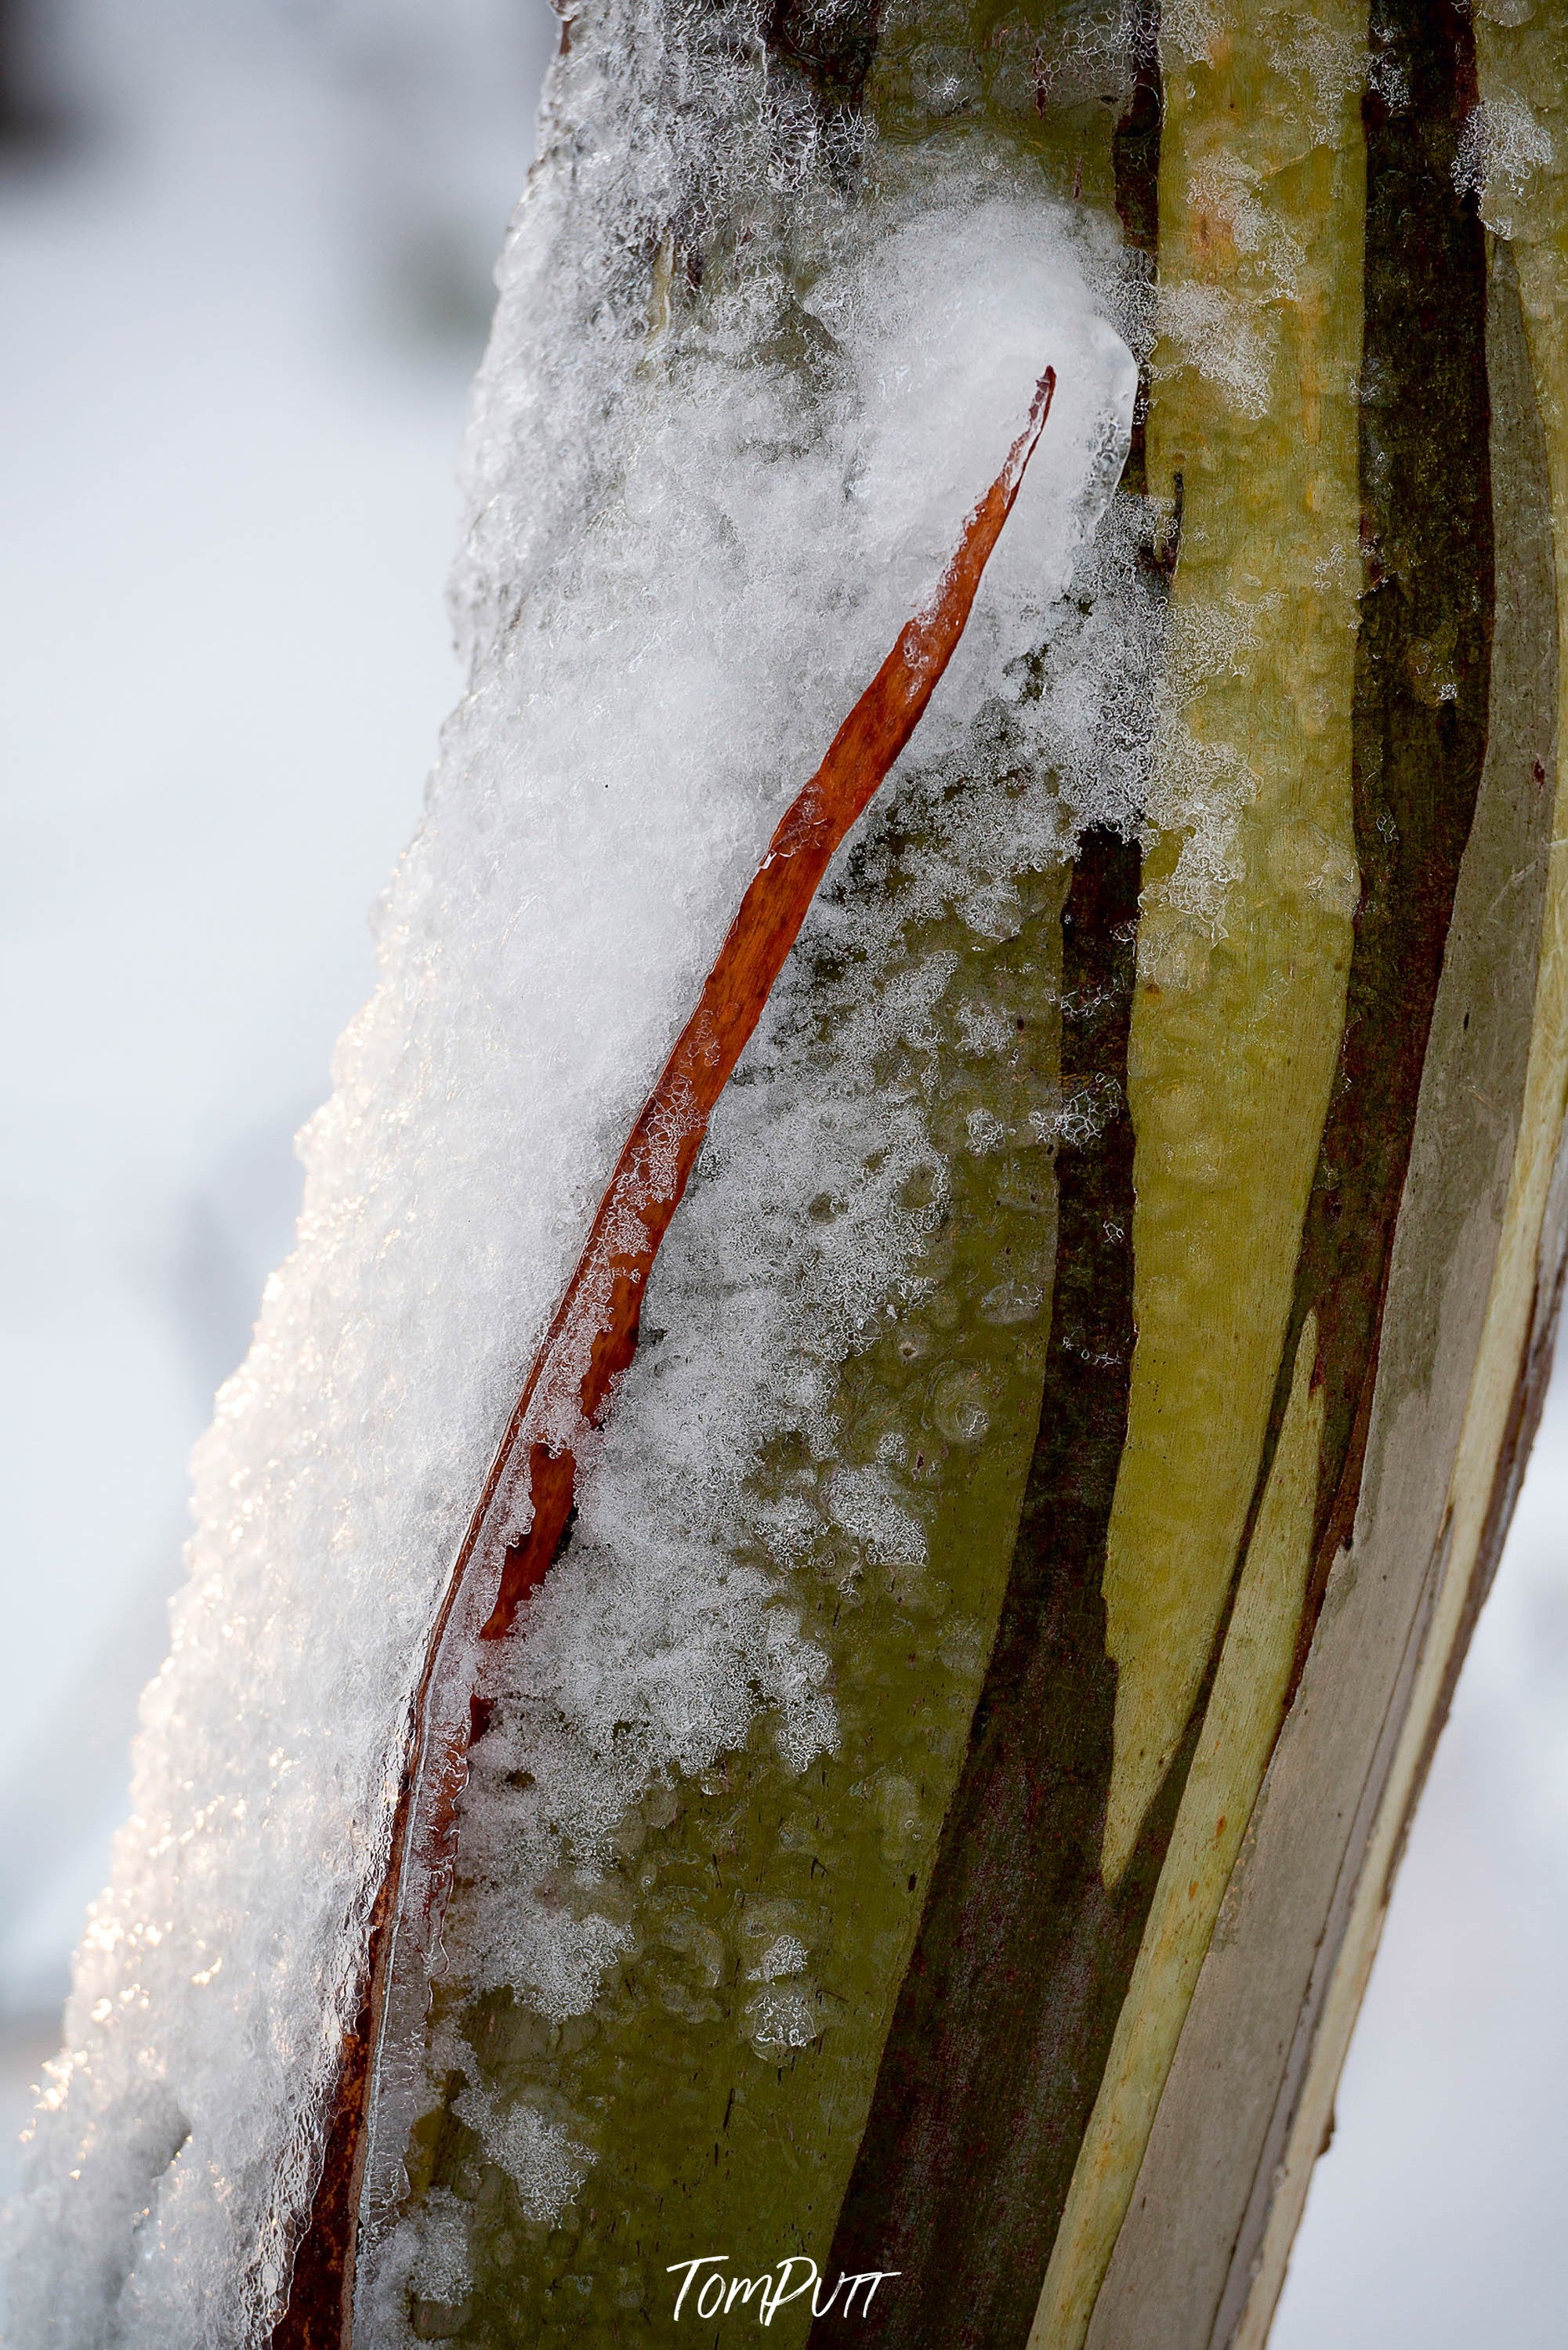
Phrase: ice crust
[
  {"left": 1453, "top": 93, "right": 1555, "bottom": 238},
  {"left": 2, "top": 2, "right": 1143, "bottom": 2341}
]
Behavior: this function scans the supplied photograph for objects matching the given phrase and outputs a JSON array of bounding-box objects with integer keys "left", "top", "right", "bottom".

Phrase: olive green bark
[
  {"left": 1101, "top": 1, "right": 1368, "bottom": 1886},
  {"left": 403, "top": 833, "right": 1077, "bottom": 2348}
]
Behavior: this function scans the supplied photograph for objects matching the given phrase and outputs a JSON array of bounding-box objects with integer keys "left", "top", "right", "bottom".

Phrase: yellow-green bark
[{"left": 1101, "top": 4, "right": 1365, "bottom": 1883}]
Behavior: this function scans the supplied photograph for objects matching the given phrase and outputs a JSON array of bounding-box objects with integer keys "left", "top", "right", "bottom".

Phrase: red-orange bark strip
[{"left": 275, "top": 366, "right": 1056, "bottom": 2346}]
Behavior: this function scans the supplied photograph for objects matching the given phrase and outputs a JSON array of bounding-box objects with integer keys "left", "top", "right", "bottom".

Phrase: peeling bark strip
[
  {"left": 1255, "top": 0, "right": 1493, "bottom": 1698},
  {"left": 274, "top": 373, "right": 1056, "bottom": 2349},
  {"left": 817, "top": 827, "right": 1146, "bottom": 2350},
  {"left": 1397, "top": 1120, "right": 1568, "bottom": 1906}
]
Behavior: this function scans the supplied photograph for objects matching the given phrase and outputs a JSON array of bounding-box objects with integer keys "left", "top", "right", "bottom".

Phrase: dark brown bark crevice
[{"left": 1110, "top": 0, "right": 1161, "bottom": 498}]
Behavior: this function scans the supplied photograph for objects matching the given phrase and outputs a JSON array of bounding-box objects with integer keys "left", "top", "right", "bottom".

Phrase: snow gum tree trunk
[{"left": 9, "top": 5, "right": 1568, "bottom": 2350}]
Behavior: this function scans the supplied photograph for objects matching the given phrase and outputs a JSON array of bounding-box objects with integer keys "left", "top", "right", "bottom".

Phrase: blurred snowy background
[{"left": 1, "top": 3, "right": 1564, "bottom": 2342}]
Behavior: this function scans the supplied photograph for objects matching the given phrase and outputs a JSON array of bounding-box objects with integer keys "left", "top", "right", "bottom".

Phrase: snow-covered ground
[{"left": 1, "top": 3, "right": 1564, "bottom": 2341}]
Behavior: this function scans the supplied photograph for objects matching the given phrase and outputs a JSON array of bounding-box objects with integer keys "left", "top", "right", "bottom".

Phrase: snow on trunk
[{"left": 2, "top": 3, "right": 1146, "bottom": 2343}]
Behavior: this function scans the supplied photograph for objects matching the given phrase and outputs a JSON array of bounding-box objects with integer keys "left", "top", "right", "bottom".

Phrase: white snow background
[{"left": 1, "top": 2, "right": 1566, "bottom": 2345}]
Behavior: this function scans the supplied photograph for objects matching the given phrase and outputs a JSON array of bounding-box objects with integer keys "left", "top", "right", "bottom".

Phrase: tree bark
[{"left": 287, "top": 4, "right": 1568, "bottom": 2346}]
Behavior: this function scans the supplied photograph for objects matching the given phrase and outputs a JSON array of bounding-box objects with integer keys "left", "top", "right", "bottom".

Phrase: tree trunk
[{"left": 10, "top": 5, "right": 1568, "bottom": 2350}]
